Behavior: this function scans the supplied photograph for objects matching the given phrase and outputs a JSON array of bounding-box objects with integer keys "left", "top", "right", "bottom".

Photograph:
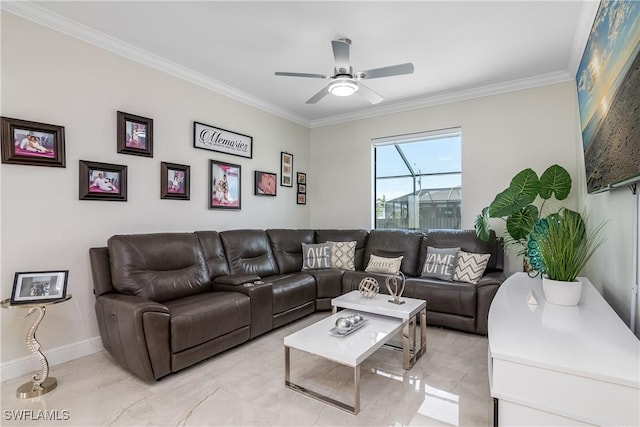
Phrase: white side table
[{"left": 1, "top": 294, "right": 72, "bottom": 399}]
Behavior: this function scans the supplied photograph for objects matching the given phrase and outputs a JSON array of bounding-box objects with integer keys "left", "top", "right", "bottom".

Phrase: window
[{"left": 374, "top": 128, "right": 461, "bottom": 230}]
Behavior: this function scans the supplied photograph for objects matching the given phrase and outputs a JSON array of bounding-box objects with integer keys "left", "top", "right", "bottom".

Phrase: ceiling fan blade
[
  {"left": 275, "top": 71, "right": 328, "bottom": 79},
  {"left": 358, "top": 63, "right": 414, "bottom": 79},
  {"left": 357, "top": 83, "right": 384, "bottom": 105},
  {"left": 306, "top": 85, "right": 331, "bottom": 104},
  {"left": 331, "top": 39, "right": 350, "bottom": 71}
]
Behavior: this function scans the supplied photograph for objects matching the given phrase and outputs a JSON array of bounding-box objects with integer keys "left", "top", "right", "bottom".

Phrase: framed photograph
[
  {"left": 281, "top": 152, "right": 293, "bottom": 187},
  {"left": 298, "top": 184, "right": 306, "bottom": 193},
  {"left": 297, "top": 193, "right": 306, "bottom": 205},
  {"left": 254, "top": 171, "right": 277, "bottom": 196},
  {"left": 210, "top": 159, "right": 241, "bottom": 209},
  {"left": 10, "top": 270, "right": 69, "bottom": 305},
  {"left": 117, "top": 111, "right": 153, "bottom": 157},
  {"left": 1, "top": 117, "right": 66, "bottom": 167},
  {"left": 161, "top": 162, "right": 190, "bottom": 200},
  {"left": 79, "top": 160, "right": 128, "bottom": 201},
  {"left": 194, "top": 121, "right": 252, "bottom": 159},
  {"left": 297, "top": 172, "right": 306, "bottom": 185}
]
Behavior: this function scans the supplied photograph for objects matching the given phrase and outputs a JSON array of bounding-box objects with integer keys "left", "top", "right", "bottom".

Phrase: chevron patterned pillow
[{"left": 453, "top": 251, "right": 491, "bottom": 284}]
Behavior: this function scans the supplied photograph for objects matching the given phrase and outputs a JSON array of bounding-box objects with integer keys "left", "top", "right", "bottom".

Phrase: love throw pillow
[
  {"left": 453, "top": 251, "right": 491, "bottom": 284},
  {"left": 421, "top": 247, "right": 460, "bottom": 281},
  {"left": 301, "top": 243, "right": 331, "bottom": 270},
  {"left": 365, "top": 254, "right": 403, "bottom": 274}
]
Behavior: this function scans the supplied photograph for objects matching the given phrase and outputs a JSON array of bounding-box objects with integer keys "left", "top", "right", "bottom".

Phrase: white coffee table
[
  {"left": 284, "top": 309, "right": 402, "bottom": 414},
  {"left": 331, "top": 290, "right": 427, "bottom": 370}
]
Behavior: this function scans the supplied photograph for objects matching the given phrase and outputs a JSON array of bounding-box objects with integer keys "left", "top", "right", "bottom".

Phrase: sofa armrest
[
  {"left": 476, "top": 271, "right": 506, "bottom": 287},
  {"left": 211, "top": 282, "right": 273, "bottom": 338},
  {"left": 94, "top": 293, "right": 170, "bottom": 381},
  {"left": 213, "top": 274, "right": 261, "bottom": 286},
  {"left": 475, "top": 272, "right": 506, "bottom": 335}
]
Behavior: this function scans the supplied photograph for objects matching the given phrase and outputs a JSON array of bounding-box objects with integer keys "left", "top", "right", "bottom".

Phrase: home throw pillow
[
  {"left": 329, "top": 241, "right": 356, "bottom": 270},
  {"left": 301, "top": 242, "right": 331, "bottom": 270},
  {"left": 421, "top": 247, "right": 460, "bottom": 281},
  {"left": 453, "top": 251, "right": 491, "bottom": 284},
  {"left": 365, "top": 254, "right": 403, "bottom": 274}
]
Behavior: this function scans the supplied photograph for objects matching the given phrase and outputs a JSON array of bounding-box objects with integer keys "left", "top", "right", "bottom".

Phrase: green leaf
[
  {"left": 539, "top": 164, "right": 572, "bottom": 200},
  {"left": 506, "top": 205, "right": 539, "bottom": 241},
  {"left": 474, "top": 207, "right": 491, "bottom": 241},
  {"left": 488, "top": 169, "right": 540, "bottom": 217}
]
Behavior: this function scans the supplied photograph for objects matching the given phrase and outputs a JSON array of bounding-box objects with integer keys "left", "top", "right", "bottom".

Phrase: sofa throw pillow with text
[
  {"left": 301, "top": 242, "right": 331, "bottom": 270},
  {"left": 453, "top": 251, "right": 491, "bottom": 284},
  {"left": 329, "top": 241, "right": 356, "bottom": 270},
  {"left": 421, "top": 247, "right": 460, "bottom": 281},
  {"left": 365, "top": 254, "right": 403, "bottom": 274}
]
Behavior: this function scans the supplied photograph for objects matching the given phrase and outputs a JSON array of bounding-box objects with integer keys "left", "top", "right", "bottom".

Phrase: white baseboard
[{"left": 0, "top": 336, "right": 104, "bottom": 382}]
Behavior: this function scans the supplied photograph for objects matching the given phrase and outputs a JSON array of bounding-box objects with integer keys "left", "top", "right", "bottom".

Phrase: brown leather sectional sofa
[{"left": 89, "top": 228, "right": 504, "bottom": 381}]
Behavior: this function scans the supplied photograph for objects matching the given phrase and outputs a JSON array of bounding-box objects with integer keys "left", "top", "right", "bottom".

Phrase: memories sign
[{"left": 193, "top": 122, "right": 252, "bottom": 159}]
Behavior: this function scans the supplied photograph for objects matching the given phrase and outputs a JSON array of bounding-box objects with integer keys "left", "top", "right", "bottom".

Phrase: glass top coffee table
[
  {"left": 331, "top": 290, "right": 427, "bottom": 370},
  {"left": 284, "top": 309, "right": 402, "bottom": 414}
]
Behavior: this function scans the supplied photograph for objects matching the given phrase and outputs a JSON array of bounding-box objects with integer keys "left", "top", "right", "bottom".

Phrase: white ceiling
[{"left": 4, "top": 1, "right": 599, "bottom": 127}]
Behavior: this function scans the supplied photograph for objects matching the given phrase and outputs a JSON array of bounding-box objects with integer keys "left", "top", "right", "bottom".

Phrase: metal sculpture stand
[
  {"left": 17, "top": 306, "right": 57, "bottom": 398},
  {"left": 386, "top": 272, "right": 406, "bottom": 305},
  {"left": 1, "top": 295, "right": 71, "bottom": 399}
]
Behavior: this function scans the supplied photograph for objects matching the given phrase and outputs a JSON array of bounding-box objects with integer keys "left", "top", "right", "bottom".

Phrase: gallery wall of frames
[{"left": 1, "top": 115, "right": 308, "bottom": 210}]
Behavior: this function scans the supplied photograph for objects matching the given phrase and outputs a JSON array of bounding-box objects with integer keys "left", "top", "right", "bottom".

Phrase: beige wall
[
  {"left": 0, "top": 13, "right": 310, "bottom": 364},
  {"left": 310, "top": 82, "right": 581, "bottom": 273}
]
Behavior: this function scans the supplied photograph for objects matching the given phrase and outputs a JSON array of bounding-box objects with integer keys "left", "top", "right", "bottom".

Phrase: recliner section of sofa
[{"left": 90, "top": 227, "right": 505, "bottom": 381}]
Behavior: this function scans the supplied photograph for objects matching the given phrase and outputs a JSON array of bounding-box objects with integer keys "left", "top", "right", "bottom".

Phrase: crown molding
[
  {"left": 309, "top": 70, "right": 573, "bottom": 128},
  {"left": 0, "top": 2, "right": 311, "bottom": 128},
  {"left": 2, "top": 1, "right": 587, "bottom": 130}
]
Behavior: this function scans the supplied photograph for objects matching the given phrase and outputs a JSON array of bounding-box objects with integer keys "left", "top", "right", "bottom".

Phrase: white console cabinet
[{"left": 488, "top": 273, "right": 640, "bottom": 426}]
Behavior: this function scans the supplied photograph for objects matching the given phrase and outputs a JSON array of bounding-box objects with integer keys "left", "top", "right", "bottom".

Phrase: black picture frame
[
  {"left": 281, "top": 152, "right": 293, "bottom": 187},
  {"left": 161, "top": 162, "right": 190, "bottom": 200},
  {"left": 254, "top": 171, "right": 277, "bottom": 196},
  {"left": 297, "top": 193, "right": 307, "bottom": 205},
  {"left": 79, "top": 160, "right": 128, "bottom": 201},
  {"left": 10, "top": 270, "right": 69, "bottom": 305},
  {"left": 209, "top": 159, "right": 241, "bottom": 209},
  {"left": 0, "top": 117, "right": 66, "bottom": 167},
  {"left": 297, "top": 172, "right": 306, "bottom": 185},
  {"left": 117, "top": 111, "right": 153, "bottom": 157}
]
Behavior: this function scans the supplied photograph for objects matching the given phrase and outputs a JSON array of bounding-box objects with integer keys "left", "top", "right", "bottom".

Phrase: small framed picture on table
[{"left": 10, "top": 270, "right": 69, "bottom": 305}]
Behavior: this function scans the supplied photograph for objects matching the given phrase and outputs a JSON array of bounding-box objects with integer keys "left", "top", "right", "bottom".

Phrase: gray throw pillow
[
  {"left": 301, "top": 242, "right": 331, "bottom": 270},
  {"left": 421, "top": 246, "right": 460, "bottom": 281}
]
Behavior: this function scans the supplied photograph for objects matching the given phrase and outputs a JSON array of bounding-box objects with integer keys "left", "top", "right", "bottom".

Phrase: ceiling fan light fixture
[{"left": 328, "top": 79, "right": 358, "bottom": 97}]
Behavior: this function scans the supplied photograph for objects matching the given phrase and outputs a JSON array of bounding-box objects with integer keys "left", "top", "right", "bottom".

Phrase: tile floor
[{"left": 1, "top": 313, "right": 493, "bottom": 426}]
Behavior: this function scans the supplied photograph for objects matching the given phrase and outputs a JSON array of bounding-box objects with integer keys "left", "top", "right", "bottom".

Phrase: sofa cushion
[
  {"left": 108, "top": 233, "right": 210, "bottom": 302},
  {"left": 301, "top": 242, "right": 331, "bottom": 270},
  {"left": 365, "top": 254, "right": 403, "bottom": 274},
  {"left": 220, "top": 229, "right": 279, "bottom": 276},
  {"left": 263, "top": 273, "right": 316, "bottom": 315},
  {"left": 266, "top": 229, "right": 315, "bottom": 274},
  {"left": 314, "top": 229, "right": 369, "bottom": 270},
  {"left": 364, "top": 229, "right": 422, "bottom": 276},
  {"left": 453, "top": 251, "right": 491, "bottom": 284},
  {"left": 410, "top": 277, "right": 476, "bottom": 317},
  {"left": 420, "top": 247, "right": 459, "bottom": 281},
  {"left": 165, "top": 291, "right": 250, "bottom": 353},
  {"left": 329, "top": 241, "right": 356, "bottom": 270},
  {"left": 194, "top": 231, "right": 231, "bottom": 280}
]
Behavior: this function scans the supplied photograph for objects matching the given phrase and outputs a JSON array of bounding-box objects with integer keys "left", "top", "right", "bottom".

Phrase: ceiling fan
[{"left": 275, "top": 38, "right": 414, "bottom": 105}]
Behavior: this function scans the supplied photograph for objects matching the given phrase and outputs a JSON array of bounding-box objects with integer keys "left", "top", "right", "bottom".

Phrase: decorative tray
[{"left": 329, "top": 319, "right": 368, "bottom": 337}]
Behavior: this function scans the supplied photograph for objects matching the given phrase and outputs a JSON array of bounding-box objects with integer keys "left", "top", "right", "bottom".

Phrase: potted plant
[
  {"left": 530, "top": 208, "right": 605, "bottom": 305},
  {"left": 474, "top": 164, "right": 572, "bottom": 271}
]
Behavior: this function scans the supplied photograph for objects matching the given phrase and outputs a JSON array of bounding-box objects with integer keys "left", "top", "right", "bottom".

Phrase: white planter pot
[{"left": 542, "top": 277, "right": 583, "bottom": 306}]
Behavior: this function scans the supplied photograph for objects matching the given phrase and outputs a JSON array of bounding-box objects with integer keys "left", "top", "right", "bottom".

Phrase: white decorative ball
[{"left": 359, "top": 277, "right": 379, "bottom": 299}]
